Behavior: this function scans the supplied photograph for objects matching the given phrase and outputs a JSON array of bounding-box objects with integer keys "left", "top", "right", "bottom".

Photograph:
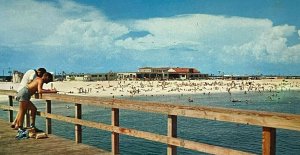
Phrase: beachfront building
[
  {"left": 137, "top": 67, "right": 170, "bottom": 80},
  {"left": 137, "top": 67, "right": 208, "bottom": 80},
  {"left": 223, "top": 75, "right": 250, "bottom": 80},
  {"left": 66, "top": 72, "right": 118, "bottom": 81},
  {"left": 117, "top": 72, "right": 137, "bottom": 80},
  {"left": 90, "top": 72, "right": 118, "bottom": 81},
  {"left": 12, "top": 71, "right": 23, "bottom": 83},
  {"left": 66, "top": 73, "right": 89, "bottom": 81},
  {"left": 167, "top": 68, "right": 207, "bottom": 80},
  {"left": 0, "top": 76, "right": 12, "bottom": 82},
  {"left": 64, "top": 67, "right": 207, "bottom": 81}
]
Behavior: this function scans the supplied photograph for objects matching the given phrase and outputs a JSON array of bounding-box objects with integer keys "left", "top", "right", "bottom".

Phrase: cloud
[
  {"left": 115, "top": 14, "right": 272, "bottom": 50},
  {"left": 35, "top": 1, "right": 129, "bottom": 51},
  {"left": 36, "top": 18, "right": 128, "bottom": 51},
  {"left": 115, "top": 14, "right": 300, "bottom": 64},
  {"left": 0, "top": 0, "right": 128, "bottom": 52},
  {"left": 223, "top": 24, "right": 298, "bottom": 63},
  {"left": 0, "top": 0, "right": 65, "bottom": 47},
  {"left": 0, "top": 0, "right": 299, "bottom": 74}
]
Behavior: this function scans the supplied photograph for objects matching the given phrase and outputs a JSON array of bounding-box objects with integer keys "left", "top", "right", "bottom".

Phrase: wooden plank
[
  {"left": 262, "top": 127, "right": 276, "bottom": 155},
  {"left": 0, "top": 89, "right": 17, "bottom": 96},
  {"left": 37, "top": 112, "right": 254, "bottom": 155},
  {"left": 111, "top": 108, "right": 119, "bottom": 154},
  {"left": 75, "top": 103, "right": 82, "bottom": 143},
  {"left": 167, "top": 115, "right": 177, "bottom": 155},
  {"left": 25, "top": 109, "right": 30, "bottom": 127},
  {"left": 0, "top": 91, "right": 299, "bottom": 154},
  {"left": 8, "top": 95, "right": 13, "bottom": 122},
  {"left": 38, "top": 93, "right": 300, "bottom": 131},
  {"left": 0, "top": 101, "right": 257, "bottom": 155},
  {"left": 0, "top": 104, "right": 18, "bottom": 111},
  {"left": 46, "top": 100, "right": 52, "bottom": 134},
  {"left": 0, "top": 119, "right": 110, "bottom": 155}
]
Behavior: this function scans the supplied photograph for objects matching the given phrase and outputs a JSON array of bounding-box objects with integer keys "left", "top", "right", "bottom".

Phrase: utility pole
[{"left": 8, "top": 67, "right": 12, "bottom": 76}]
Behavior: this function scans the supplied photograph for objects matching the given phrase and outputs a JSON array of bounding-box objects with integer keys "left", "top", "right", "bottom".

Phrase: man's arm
[
  {"left": 41, "top": 89, "right": 58, "bottom": 93},
  {"left": 37, "top": 79, "right": 57, "bottom": 93}
]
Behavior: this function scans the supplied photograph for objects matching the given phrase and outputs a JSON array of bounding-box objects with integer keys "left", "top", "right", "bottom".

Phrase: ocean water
[{"left": 1, "top": 90, "right": 300, "bottom": 155}]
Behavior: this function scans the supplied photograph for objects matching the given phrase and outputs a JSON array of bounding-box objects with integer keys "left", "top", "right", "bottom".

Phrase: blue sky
[{"left": 1, "top": 0, "right": 300, "bottom": 75}]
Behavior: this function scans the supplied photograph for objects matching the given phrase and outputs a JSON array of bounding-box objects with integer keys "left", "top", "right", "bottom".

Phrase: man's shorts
[{"left": 16, "top": 87, "right": 32, "bottom": 102}]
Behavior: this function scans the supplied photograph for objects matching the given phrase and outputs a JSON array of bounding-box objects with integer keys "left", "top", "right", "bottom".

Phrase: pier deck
[{"left": 0, "top": 119, "right": 110, "bottom": 155}]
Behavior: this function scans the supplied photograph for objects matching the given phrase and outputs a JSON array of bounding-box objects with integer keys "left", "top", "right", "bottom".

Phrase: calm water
[{"left": 1, "top": 90, "right": 300, "bottom": 155}]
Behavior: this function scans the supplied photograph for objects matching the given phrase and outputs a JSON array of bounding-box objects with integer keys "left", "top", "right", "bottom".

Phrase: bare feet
[{"left": 10, "top": 124, "right": 18, "bottom": 130}]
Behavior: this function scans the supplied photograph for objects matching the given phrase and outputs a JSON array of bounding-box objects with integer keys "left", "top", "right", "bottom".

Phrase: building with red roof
[{"left": 137, "top": 67, "right": 207, "bottom": 80}]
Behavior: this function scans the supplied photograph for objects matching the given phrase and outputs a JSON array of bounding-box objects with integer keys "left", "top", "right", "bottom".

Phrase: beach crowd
[{"left": 2, "top": 79, "right": 298, "bottom": 98}]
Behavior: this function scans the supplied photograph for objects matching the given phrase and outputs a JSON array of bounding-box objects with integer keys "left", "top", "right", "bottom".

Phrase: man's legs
[
  {"left": 15, "top": 101, "right": 31, "bottom": 139},
  {"left": 27, "top": 101, "right": 37, "bottom": 127},
  {"left": 16, "top": 101, "right": 28, "bottom": 129},
  {"left": 11, "top": 112, "right": 19, "bottom": 129}
]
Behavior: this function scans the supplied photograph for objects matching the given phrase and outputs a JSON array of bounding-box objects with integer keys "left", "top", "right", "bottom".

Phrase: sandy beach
[{"left": 1, "top": 79, "right": 300, "bottom": 98}]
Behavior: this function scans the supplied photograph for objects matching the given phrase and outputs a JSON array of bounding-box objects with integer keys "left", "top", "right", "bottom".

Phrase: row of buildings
[
  {"left": 65, "top": 67, "right": 208, "bottom": 81},
  {"left": 4, "top": 67, "right": 299, "bottom": 82}
]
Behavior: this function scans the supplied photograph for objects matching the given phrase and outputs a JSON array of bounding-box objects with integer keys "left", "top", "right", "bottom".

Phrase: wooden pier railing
[{"left": 1, "top": 89, "right": 300, "bottom": 155}]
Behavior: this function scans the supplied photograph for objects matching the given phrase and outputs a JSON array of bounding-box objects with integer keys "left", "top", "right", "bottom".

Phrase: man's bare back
[
  {"left": 27, "top": 75, "right": 57, "bottom": 95},
  {"left": 26, "top": 77, "right": 44, "bottom": 95}
]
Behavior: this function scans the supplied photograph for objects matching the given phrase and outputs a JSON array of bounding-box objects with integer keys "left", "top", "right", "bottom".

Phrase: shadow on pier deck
[{"left": 0, "top": 119, "right": 110, "bottom": 155}]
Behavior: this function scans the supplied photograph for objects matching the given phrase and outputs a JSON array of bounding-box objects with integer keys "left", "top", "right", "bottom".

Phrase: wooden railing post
[
  {"left": 75, "top": 103, "right": 82, "bottom": 143},
  {"left": 262, "top": 127, "right": 276, "bottom": 155},
  {"left": 8, "top": 95, "right": 13, "bottom": 122},
  {"left": 112, "top": 108, "right": 120, "bottom": 154},
  {"left": 167, "top": 115, "right": 177, "bottom": 155},
  {"left": 46, "top": 100, "right": 52, "bottom": 134},
  {"left": 25, "top": 109, "right": 30, "bottom": 127}
]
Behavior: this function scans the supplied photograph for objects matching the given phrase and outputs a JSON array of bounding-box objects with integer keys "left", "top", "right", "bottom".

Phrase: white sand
[{"left": 1, "top": 79, "right": 299, "bottom": 98}]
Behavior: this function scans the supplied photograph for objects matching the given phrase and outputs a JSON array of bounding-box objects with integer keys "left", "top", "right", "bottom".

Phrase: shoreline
[{"left": 0, "top": 79, "right": 299, "bottom": 98}]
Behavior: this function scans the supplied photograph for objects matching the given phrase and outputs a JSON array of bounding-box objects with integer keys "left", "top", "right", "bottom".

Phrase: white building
[
  {"left": 117, "top": 72, "right": 137, "bottom": 80},
  {"left": 66, "top": 73, "right": 90, "bottom": 81},
  {"left": 66, "top": 72, "right": 118, "bottom": 81},
  {"left": 12, "top": 71, "right": 23, "bottom": 83}
]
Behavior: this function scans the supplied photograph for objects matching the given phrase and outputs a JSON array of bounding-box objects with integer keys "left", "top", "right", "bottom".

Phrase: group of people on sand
[{"left": 11, "top": 68, "right": 57, "bottom": 139}]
